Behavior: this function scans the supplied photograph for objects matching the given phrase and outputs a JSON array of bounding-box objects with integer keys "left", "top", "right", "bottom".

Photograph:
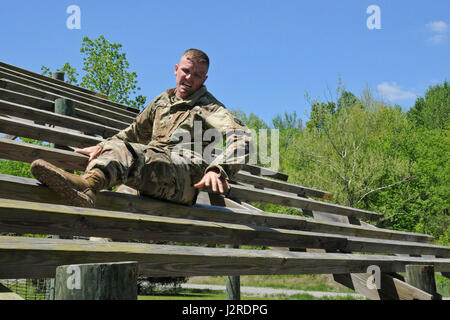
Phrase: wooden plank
[
  {"left": 241, "top": 164, "right": 289, "bottom": 181},
  {"left": 333, "top": 273, "right": 434, "bottom": 300},
  {"left": 0, "top": 79, "right": 135, "bottom": 123},
  {"left": 0, "top": 173, "right": 434, "bottom": 244},
  {"left": 0, "top": 236, "right": 449, "bottom": 279},
  {"left": 227, "top": 183, "right": 382, "bottom": 221},
  {"left": 0, "top": 116, "right": 102, "bottom": 148},
  {"left": 0, "top": 88, "right": 129, "bottom": 130},
  {"left": 0, "top": 99, "right": 119, "bottom": 138},
  {"left": 405, "top": 265, "right": 442, "bottom": 300},
  {"left": 0, "top": 198, "right": 350, "bottom": 251},
  {"left": 0, "top": 282, "right": 24, "bottom": 300},
  {"left": 0, "top": 138, "right": 87, "bottom": 171},
  {"left": 0, "top": 65, "right": 139, "bottom": 115},
  {"left": 234, "top": 170, "right": 333, "bottom": 200}
]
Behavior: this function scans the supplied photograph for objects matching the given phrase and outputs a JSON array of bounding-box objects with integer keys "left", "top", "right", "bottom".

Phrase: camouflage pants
[{"left": 86, "top": 139, "right": 204, "bottom": 205}]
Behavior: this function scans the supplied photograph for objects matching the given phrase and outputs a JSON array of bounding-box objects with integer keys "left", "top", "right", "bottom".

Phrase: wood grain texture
[
  {"left": 333, "top": 273, "right": 434, "bottom": 300},
  {"left": 228, "top": 183, "right": 381, "bottom": 221},
  {"left": 0, "top": 116, "right": 102, "bottom": 148},
  {"left": 0, "top": 65, "right": 138, "bottom": 115},
  {"left": 0, "top": 99, "right": 119, "bottom": 138},
  {"left": 234, "top": 171, "right": 333, "bottom": 200},
  {"left": 0, "top": 236, "right": 449, "bottom": 279},
  {"left": 0, "top": 79, "right": 134, "bottom": 123},
  {"left": 0, "top": 197, "right": 349, "bottom": 251},
  {"left": 0, "top": 88, "right": 130, "bottom": 130},
  {"left": 55, "top": 261, "right": 138, "bottom": 300},
  {"left": 0, "top": 173, "right": 434, "bottom": 244}
]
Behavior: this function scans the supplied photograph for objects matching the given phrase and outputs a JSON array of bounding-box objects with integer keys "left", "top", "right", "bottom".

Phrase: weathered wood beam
[
  {"left": 0, "top": 64, "right": 138, "bottom": 115},
  {"left": 333, "top": 273, "right": 434, "bottom": 300},
  {"left": 0, "top": 79, "right": 134, "bottom": 123},
  {"left": 1, "top": 236, "right": 449, "bottom": 279},
  {"left": 0, "top": 283, "right": 24, "bottom": 300},
  {"left": 228, "top": 183, "right": 382, "bottom": 222},
  {"left": 0, "top": 99, "right": 119, "bottom": 138},
  {"left": 0, "top": 198, "right": 350, "bottom": 252},
  {"left": 0, "top": 88, "right": 129, "bottom": 130},
  {"left": 234, "top": 170, "right": 333, "bottom": 200},
  {"left": 240, "top": 164, "right": 288, "bottom": 181},
  {"left": 0, "top": 173, "right": 433, "bottom": 244},
  {"left": 0, "top": 116, "right": 102, "bottom": 148}
]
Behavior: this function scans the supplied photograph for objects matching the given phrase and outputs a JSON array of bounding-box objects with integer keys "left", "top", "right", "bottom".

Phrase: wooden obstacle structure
[{"left": 0, "top": 61, "right": 449, "bottom": 300}]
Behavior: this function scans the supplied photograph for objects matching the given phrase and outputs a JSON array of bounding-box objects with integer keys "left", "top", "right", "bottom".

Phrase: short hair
[{"left": 182, "top": 48, "right": 210, "bottom": 70}]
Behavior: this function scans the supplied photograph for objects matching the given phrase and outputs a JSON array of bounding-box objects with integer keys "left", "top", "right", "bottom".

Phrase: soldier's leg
[
  {"left": 86, "top": 138, "right": 146, "bottom": 189},
  {"left": 30, "top": 139, "right": 144, "bottom": 208},
  {"left": 129, "top": 147, "right": 199, "bottom": 205}
]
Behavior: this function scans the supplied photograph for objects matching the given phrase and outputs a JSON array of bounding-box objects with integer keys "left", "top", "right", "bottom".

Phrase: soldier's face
[{"left": 175, "top": 56, "right": 208, "bottom": 98}]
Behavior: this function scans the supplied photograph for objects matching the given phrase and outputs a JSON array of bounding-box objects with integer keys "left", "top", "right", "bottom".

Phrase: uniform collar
[{"left": 168, "top": 86, "right": 207, "bottom": 107}]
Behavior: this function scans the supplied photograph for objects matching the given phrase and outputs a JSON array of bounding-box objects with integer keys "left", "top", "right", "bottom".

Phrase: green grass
[
  {"left": 187, "top": 274, "right": 356, "bottom": 293},
  {"left": 138, "top": 288, "right": 361, "bottom": 300}
]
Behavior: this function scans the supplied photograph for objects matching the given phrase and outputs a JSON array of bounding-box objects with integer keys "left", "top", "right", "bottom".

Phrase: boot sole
[{"left": 30, "top": 160, "right": 94, "bottom": 208}]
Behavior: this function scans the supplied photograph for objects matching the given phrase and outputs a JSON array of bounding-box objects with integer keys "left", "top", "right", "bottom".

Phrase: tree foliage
[
  {"left": 407, "top": 80, "right": 449, "bottom": 130},
  {"left": 41, "top": 35, "right": 146, "bottom": 110}
]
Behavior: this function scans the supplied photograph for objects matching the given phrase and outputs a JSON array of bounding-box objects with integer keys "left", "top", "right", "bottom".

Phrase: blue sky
[{"left": 0, "top": 0, "right": 448, "bottom": 126}]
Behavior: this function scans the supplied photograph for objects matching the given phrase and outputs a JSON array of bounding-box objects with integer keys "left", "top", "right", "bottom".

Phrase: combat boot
[{"left": 30, "top": 159, "right": 106, "bottom": 208}]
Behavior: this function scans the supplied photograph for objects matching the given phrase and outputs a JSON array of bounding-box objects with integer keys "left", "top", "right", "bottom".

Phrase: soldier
[{"left": 31, "top": 49, "right": 252, "bottom": 208}]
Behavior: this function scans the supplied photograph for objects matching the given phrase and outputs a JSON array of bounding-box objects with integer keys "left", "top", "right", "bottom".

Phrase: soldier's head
[{"left": 175, "top": 48, "right": 209, "bottom": 99}]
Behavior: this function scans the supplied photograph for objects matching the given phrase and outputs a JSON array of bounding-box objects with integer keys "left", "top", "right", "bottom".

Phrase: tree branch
[{"left": 356, "top": 176, "right": 416, "bottom": 204}]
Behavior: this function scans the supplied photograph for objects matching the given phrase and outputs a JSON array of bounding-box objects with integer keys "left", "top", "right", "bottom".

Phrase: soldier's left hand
[{"left": 193, "top": 171, "right": 230, "bottom": 194}]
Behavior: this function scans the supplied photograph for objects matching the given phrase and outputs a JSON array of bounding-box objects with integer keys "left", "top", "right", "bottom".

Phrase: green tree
[
  {"left": 80, "top": 36, "right": 146, "bottom": 109},
  {"left": 285, "top": 87, "right": 413, "bottom": 210},
  {"left": 42, "top": 35, "right": 146, "bottom": 110},
  {"left": 407, "top": 80, "right": 449, "bottom": 130}
]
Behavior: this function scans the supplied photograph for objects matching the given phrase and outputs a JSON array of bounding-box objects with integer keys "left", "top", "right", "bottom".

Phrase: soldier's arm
[
  {"left": 203, "top": 104, "right": 252, "bottom": 181},
  {"left": 96, "top": 96, "right": 159, "bottom": 149}
]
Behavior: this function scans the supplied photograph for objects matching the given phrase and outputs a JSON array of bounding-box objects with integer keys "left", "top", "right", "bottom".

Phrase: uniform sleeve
[
  {"left": 97, "top": 96, "right": 159, "bottom": 149},
  {"left": 203, "top": 104, "right": 252, "bottom": 180}
]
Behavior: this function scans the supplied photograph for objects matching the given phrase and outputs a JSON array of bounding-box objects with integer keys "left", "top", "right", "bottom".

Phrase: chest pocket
[{"left": 153, "top": 108, "right": 191, "bottom": 143}]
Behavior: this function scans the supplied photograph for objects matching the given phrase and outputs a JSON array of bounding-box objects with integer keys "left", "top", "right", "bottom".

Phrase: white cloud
[
  {"left": 376, "top": 82, "right": 417, "bottom": 101},
  {"left": 425, "top": 20, "right": 448, "bottom": 44},
  {"left": 426, "top": 21, "right": 448, "bottom": 33}
]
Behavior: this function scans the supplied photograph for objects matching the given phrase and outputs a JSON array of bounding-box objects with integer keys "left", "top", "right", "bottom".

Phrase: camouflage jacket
[{"left": 99, "top": 86, "right": 252, "bottom": 180}]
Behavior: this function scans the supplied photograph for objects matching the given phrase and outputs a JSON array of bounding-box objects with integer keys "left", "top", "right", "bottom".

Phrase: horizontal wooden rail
[
  {"left": 1, "top": 236, "right": 449, "bottom": 279},
  {"left": 0, "top": 116, "right": 102, "bottom": 148},
  {"left": 0, "top": 88, "right": 130, "bottom": 130},
  {"left": 0, "top": 99, "right": 119, "bottom": 138},
  {"left": 0, "top": 198, "right": 448, "bottom": 257},
  {"left": 234, "top": 170, "right": 332, "bottom": 200},
  {"left": 227, "top": 184, "right": 381, "bottom": 221},
  {"left": 236, "top": 164, "right": 288, "bottom": 181},
  {"left": 0, "top": 138, "right": 87, "bottom": 171},
  {"left": 0, "top": 62, "right": 139, "bottom": 114},
  {"left": 0, "top": 198, "right": 348, "bottom": 251},
  {"left": 0, "top": 79, "right": 135, "bottom": 123},
  {"left": 0, "top": 174, "right": 433, "bottom": 244},
  {"left": 0, "top": 131, "right": 379, "bottom": 222}
]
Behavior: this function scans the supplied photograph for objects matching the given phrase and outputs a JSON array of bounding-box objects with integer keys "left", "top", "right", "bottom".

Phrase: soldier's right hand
[{"left": 74, "top": 145, "right": 102, "bottom": 163}]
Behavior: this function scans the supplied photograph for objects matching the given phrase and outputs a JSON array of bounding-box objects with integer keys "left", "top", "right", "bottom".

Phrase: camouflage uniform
[{"left": 86, "top": 86, "right": 251, "bottom": 205}]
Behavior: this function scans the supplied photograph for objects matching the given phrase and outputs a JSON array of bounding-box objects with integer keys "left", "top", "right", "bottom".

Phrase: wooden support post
[
  {"left": 51, "top": 72, "right": 65, "bottom": 81},
  {"left": 49, "top": 72, "right": 75, "bottom": 151},
  {"left": 55, "top": 261, "right": 138, "bottom": 300},
  {"left": 206, "top": 192, "right": 241, "bottom": 301},
  {"left": 405, "top": 265, "right": 442, "bottom": 300},
  {"left": 225, "top": 244, "right": 241, "bottom": 300}
]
